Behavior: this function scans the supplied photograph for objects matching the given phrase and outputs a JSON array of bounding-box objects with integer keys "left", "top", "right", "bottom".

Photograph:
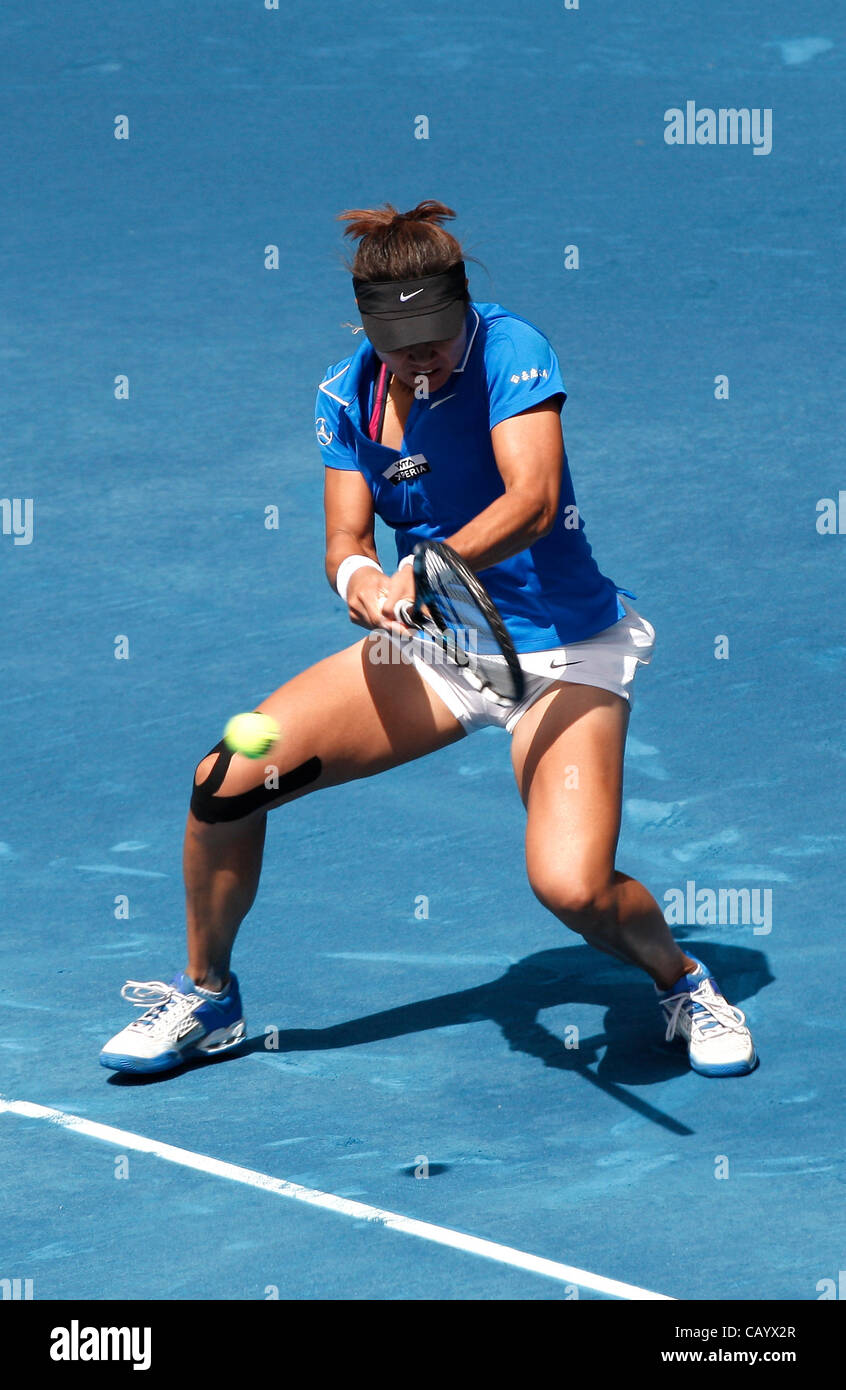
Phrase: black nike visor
[{"left": 353, "top": 261, "right": 468, "bottom": 352}]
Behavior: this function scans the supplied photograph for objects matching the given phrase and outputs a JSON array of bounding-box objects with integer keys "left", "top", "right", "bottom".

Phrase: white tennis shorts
[{"left": 384, "top": 597, "right": 656, "bottom": 735}]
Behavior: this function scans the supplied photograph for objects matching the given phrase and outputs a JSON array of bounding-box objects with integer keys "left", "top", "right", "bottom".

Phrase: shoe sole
[
  {"left": 99, "top": 1020, "right": 246, "bottom": 1074},
  {"left": 690, "top": 1049, "right": 758, "bottom": 1077}
]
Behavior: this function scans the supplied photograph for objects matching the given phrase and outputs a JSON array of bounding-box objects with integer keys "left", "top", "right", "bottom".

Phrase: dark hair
[{"left": 337, "top": 200, "right": 467, "bottom": 288}]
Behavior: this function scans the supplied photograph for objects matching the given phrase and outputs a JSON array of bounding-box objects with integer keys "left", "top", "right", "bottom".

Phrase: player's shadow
[
  {"left": 108, "top": 937, "right": 772, "bottom": 1134},
  {"left": 244, "top": 936, "right": 772, "bottom": 1135}
]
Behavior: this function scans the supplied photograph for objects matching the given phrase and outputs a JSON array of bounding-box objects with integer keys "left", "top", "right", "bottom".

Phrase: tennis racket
[{"left": 395, "top": 540, "right": 524, "bottom": 704}]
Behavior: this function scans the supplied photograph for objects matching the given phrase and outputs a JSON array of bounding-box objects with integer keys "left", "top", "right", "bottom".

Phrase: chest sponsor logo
[{"left": 382, "top": 453, "right": 431, "bottom": 486}]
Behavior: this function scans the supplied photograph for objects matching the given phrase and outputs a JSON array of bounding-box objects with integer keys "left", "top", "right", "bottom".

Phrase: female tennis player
[{"left": 101, "top": 200, "right": 756, "bottom": 1078}]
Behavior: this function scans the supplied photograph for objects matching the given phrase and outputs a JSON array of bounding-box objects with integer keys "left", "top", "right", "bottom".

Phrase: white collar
[{"left": 453, "top": 307, "right": 480, "bottom": 373}]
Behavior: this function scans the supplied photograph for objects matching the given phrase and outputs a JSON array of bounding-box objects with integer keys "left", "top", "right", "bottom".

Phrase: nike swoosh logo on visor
[
  {"left": 399, "top": 288, "right": 425, "bottom": 301},
  {"left": 548, "top": 659, "right": 585, "bottom": 668}
]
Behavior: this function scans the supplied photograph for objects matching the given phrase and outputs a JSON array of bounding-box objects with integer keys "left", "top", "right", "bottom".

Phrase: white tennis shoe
[
  {"left": 100, "top": 971, "right": 246, "bottom": 1074},
  {"left": 657, "top": 959, "right": 757, "bottom": 1076}
]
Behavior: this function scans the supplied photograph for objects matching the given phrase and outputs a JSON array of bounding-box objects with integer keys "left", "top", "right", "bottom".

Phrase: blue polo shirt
[{"left": 315, "top": 302, "right": 628, "bottom": 651}]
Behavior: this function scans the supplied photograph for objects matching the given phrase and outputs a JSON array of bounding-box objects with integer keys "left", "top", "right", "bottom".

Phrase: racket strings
[
  {"left": 414, "top": 544, "right": 524, "bottom": 703},
  {"left": 423, "top": 560, "right": 514, "bottom": 692}
]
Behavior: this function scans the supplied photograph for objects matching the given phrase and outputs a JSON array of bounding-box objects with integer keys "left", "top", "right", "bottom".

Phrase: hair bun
[
  {"left": 337, "top": 200, "right": 466, "bottom": 285},
  {"left": 397, "top": 200, "right": 457, "bottom": 226}
]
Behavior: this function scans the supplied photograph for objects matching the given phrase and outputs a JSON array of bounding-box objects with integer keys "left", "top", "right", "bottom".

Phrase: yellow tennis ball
[{"left": 223, "top": 711, "right": 280, "bottom": 759}]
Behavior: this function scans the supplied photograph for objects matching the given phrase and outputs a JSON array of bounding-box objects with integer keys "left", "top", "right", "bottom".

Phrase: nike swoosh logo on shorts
[
  {"left": 399, "top": 288, "right": 425, "bottom": 301},
  {"left": 548, "top": 659, "right": 584, "bottom": 668}
]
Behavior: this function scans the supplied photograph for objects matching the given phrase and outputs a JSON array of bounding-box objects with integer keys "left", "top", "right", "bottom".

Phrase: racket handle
[{"left": 395, "top": 598, "right": 417, "bottom": 627}]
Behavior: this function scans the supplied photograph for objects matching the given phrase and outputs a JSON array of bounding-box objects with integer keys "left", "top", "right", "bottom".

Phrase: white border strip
[{"left": 0, "top": 1096, "right": 674, "bottom": 1301}]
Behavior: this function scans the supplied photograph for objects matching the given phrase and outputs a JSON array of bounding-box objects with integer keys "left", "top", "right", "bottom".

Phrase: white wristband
[
  {"left": 398, "top": 554, "right": 415, "bottom": 571},
  {"left": 335, "top": 554, "right": 383, "bottom": 604}
]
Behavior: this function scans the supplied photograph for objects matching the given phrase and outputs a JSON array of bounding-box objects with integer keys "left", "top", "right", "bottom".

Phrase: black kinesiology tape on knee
[{"left": 190, "top": 740, "right": 321, "bottom": 824}]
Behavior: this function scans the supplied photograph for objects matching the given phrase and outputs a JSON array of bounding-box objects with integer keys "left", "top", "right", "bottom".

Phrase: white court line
[{"left": 0, "top": 1096, "right": 674, "bottom": 1301}]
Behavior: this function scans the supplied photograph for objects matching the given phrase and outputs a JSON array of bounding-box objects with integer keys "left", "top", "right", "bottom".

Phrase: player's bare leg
[
  {"left": 510, "top": 681, "right": 694, "bottom": 990},
  {"left": 184, "top": 637, "right": 465, "bottom": 990}
]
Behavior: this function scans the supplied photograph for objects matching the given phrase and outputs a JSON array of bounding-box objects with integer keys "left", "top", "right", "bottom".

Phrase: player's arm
[
  {"left": 324, "top": 466, "right": 379, "bottom": 587},
  {"left": 443, "top": 398, "right": 564, "bottom": 570},
  {"left": 324, "top": 467, "right": 413, "bottom": 630}
]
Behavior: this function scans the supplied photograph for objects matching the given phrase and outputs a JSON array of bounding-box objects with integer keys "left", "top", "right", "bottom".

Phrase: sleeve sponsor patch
[{"left": 509, "top": 368, "right": 550, "bottom": 384}]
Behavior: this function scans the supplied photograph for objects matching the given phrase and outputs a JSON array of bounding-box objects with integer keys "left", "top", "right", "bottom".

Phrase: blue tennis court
[{"left": 1, "top": 0, "right": 844, "bottom": 1308}]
